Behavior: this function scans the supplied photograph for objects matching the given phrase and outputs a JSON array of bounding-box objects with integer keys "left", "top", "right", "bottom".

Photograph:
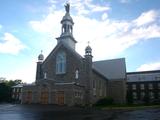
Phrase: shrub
[
  {"left": 94, "top": 97, "right": 114, "bottom": 106},
  {"left": 126, "top": 91, "right": 133, "bottom": 104},
  {"left": 143, "top": 94, "right": 150, "bottom": 104}
]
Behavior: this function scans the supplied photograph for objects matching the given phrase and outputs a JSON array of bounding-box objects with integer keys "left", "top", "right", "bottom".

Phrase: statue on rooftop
[{"left": 65, "top": 2, "right": 70, "bottom": 13}]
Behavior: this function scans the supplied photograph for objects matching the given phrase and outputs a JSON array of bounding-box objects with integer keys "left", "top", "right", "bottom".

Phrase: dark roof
[
  {"left": 93, "top": 58, "right": 126, "bottom": 80},
  {"left": 92, "top": 68, "right": 108, "bottom": 81},
  {"left": 12, "top": 84, "right": 23, "bottom": 88},
  {"left": 127, "top": 70, "right": 160, "bottom": 75},
  {"left": 127, "top": 70, "right": 160, "bottom": 82}
]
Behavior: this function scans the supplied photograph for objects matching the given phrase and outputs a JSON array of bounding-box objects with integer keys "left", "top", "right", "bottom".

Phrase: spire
[
  {"left": 56, "top": 2, "right": 77, "bottom": 50},
  {"left": 61, "top": 2, "right": 73, "bottom": 35}
]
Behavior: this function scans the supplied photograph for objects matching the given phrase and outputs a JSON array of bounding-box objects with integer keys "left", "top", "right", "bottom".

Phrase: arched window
[{"left": 56, "top": 52, "right": 66, "bottom": 74}]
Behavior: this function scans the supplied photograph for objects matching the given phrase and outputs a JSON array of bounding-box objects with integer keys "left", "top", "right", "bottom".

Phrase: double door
[
  {"left": 56, "top": 91, "right": 64, "bottom": 105},
  {"left": 40, "top": 91, "right": 49, "bottom": 104}
]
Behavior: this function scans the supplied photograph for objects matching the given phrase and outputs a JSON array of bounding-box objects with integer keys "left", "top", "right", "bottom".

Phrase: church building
[{"left": 21, "top": 3, "right": 126, "bottom": 106}]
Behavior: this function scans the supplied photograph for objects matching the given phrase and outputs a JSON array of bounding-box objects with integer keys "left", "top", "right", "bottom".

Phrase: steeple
[
  {"left": 38, "top": 50, "right": 44, "bottom": 62},
  {"left": 56, "top": 2, "right": 77, "bottom": 50},
  {"left": 85, "top": 41, "right": 92, "bottom": 56},
  {"left": 84, "top": 42, "right": 93, "bottom": 106},
  {"left": 36, "top": 51, "right": 44, "bottom": 83}
]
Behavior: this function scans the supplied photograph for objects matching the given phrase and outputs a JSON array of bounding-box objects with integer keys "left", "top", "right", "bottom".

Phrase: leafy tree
[
  {"left": 14, "top": 79, "right": 22, "bottom": 85},
  {"left": 0, "top": 83, "right": 11, "bottom": 102},
  {"left": 0, "top": 78, "right": 22, "bottom": 103}
]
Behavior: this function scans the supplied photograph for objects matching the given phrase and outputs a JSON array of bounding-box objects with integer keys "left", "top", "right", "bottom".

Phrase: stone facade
[
  {"left": 21, "top": 3, "right": 126, "bottom": 106},
  {"left": 107, "top": 80, "right": 126, "bottom": 104}
]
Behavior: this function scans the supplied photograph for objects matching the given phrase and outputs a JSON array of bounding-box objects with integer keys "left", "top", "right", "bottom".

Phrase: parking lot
[{"left": 0, "top": 104, "right": 160, "bottom": 120}]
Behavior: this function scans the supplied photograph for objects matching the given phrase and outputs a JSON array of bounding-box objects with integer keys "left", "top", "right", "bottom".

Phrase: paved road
[{"left": 0, "top": 104, "right": 160, "bottom": 120}]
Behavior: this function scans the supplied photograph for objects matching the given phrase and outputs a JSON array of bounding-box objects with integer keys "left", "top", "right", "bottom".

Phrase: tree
[
  {"left": 126, "top": 90, "right": 133, "bottom": 104},
  {"left": 0, "top": 78, "right": 22, "bottom": 103},
  {"left": 14, "top": 79, "right": 22, "bottom": 85},
  {"left": 0, "top": 83, "right": 11, "bottom": 102}
]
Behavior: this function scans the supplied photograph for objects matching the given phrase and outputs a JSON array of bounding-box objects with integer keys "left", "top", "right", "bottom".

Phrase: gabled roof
[
  {"left": 12, "top": 84, "right": 23, "bottom": 88},
  {"left": 92, "top": 68, "right": 108, "bottom": 80},
  {"left": 93, "top": 58, "right": 126, "bottom": 80},
  {"left": 43, "top": 41, "right": 83, "bottom": 66}
]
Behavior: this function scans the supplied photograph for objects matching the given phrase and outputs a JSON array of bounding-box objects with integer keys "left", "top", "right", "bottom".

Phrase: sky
[{"left": 0, "top": 0, "right": 160, "bottom": 83}]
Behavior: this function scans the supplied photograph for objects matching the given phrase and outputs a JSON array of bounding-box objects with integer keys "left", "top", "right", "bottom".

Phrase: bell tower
[
  {"left": 36, "top": 51, "right": 44, "bottom": 83},
  {"left": 84, "top": 43, "right": 93, "bottom": 105},
  {"left": 56, "top": 3, "right": 77, "bottom": 50}
]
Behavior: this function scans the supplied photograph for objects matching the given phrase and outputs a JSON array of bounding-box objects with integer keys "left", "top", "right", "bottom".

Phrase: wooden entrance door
[
  {"left": 26, "top": 91, "right": 32, "bottom": 104},
  {"left": 56, "top": 91, "right": 64, "bottom": 105},
  {"left": 40, "top": 91, "right": 49, "bottom": 104}
]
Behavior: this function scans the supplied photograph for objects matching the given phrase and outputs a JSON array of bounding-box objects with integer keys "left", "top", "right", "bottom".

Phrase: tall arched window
[{"left": 56, "top": 52, "right": 66, "bottom": 74}]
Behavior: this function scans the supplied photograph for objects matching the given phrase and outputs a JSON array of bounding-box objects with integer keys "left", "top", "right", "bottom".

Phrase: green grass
[{"left": 96, "top": 104, "right": 160, "bottom": 110}]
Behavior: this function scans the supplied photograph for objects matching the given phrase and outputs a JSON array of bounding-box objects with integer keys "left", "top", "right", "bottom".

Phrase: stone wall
[
  {"left": 91, "top": 70, "right": 108, "bottom": 104},
  {"left": 21, "top": 85, "right": 37, "bottom": 104},
  {"left": 42, "top": 44, "right": 85, "bottom": 86},
  {"left": 107, "top": 79, "right": 126, "bottom": 104}
]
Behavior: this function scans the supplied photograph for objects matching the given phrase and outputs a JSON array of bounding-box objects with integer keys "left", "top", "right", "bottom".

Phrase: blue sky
[{"left": 0, "top": 0, "right": 160, "bottom": 83}]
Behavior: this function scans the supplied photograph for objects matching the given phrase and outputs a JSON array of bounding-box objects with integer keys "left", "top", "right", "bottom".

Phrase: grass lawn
[{"left": 96, "top": 104, "right": 160, "bottom": 110}]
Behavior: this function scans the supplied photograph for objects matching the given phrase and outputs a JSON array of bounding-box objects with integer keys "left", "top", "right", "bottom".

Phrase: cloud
[
  {"left": 0, "top": 24, "right": 2, "bottom": 29},
  {"left": 120, "top": 0, "right": 131, "bottom": 3},
  {"left": 86, "top": 3, "right": 110, "bottom": 12},
  {"left": 136, "top": 62, "right": 160, "bottom": 71},
  {"left": 101, "top": 13, "right": 108, "bottom": 20},
  {"left": 7, "top": 60, "right": 37, "bottom": 83},
  {"left": 110, "top": 23, "right": 160, "bottom": 52},
  {"left": 133, "top": 10, "right": 159, "bottom": 26},
  {"left": 18, "top": 1, "right": 160, "bottom": 83},
  {"left": 67, "top": 0, "right": 110, "bottom": 15},
  {"left": 0, "top": 33, "right": 26, "bottom": 55},
  {"left": 92, "top": 6, "right": 109, "bottom": 12},
  {"left": 47, "top": 0, "right": 58, "bottom": 12},
  {"left": 29, "top": 3, "right": 160, "bottom": 60},
  {"left": 73, "top": 10, "right": 160, "bottom": 60},
  {"left": 30, "top": 11, "right": 63, "bottom": 34}
]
